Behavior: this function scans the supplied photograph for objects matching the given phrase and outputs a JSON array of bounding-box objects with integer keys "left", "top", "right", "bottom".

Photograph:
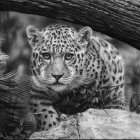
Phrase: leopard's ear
[
  {"left": 76, "top": 26, "right": 92, "bottom": 48},
  {"left": 26, "top": 25, "right": 40, "bottom": 48}
]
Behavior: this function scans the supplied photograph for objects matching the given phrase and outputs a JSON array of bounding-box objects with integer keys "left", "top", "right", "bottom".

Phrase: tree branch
[{"left": 0, "top": 0, "right": 140, "bottom": 50}]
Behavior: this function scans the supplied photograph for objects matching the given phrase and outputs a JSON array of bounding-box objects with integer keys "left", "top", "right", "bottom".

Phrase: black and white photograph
[{"left": 0, "top": 0, "right": 140, "bottom": 139}]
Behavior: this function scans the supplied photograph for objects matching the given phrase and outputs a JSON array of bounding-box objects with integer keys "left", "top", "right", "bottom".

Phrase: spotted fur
[{"left": 26, "top": 24, "right": 125, "bottom": 131}]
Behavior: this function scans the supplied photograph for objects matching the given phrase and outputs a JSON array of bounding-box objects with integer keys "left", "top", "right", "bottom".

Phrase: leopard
[{"left": 26, "top": 24, "right": 125, "bottom": 131}]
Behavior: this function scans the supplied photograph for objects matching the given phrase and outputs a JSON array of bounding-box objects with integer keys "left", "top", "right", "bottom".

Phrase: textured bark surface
[
  {"left": 30, "top": 109, "right": 140, "bottom": 139},
  {"left": 0, "top": 0, "right": 140, "bottom": 50}
]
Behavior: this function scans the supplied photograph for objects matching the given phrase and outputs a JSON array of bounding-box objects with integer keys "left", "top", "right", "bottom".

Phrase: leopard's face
[{"left": 26, "top": 24, "right": 96, "bottom": 92}]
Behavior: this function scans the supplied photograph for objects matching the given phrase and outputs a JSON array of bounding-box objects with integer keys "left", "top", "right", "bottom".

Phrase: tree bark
[{"left": 0, "top": 0, "right": 140, "bottom": 50}]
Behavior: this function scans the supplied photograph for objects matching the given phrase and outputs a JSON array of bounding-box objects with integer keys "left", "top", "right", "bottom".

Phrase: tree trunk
[{"left": 0, "top": 0, "right": 140, "bottom": 50}]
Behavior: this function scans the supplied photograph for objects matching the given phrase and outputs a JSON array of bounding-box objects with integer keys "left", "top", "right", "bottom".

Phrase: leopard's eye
[
  {"left": 65, "top": 53, "right": 74, "bottom": 60},
  {"left": 42, "top": 52, "right": 51, "bottom": 60}
]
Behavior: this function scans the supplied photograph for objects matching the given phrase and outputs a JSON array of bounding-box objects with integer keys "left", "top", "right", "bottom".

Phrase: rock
[
  {"left": 30, "top": 109, "right": 140, "bottom": 139},
  {"left": 30, "top": 116, "right": 79, "bottom": 139}
]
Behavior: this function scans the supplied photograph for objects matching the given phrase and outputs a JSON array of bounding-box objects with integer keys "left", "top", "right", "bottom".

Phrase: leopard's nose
[{"left": 51, "top": 73, "right": 64, "bottom": 81}]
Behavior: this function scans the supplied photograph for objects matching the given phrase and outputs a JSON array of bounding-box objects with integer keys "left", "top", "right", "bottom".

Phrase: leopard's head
[{"left": 26, "top": 24, "right": 97, "bottom": 93}]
